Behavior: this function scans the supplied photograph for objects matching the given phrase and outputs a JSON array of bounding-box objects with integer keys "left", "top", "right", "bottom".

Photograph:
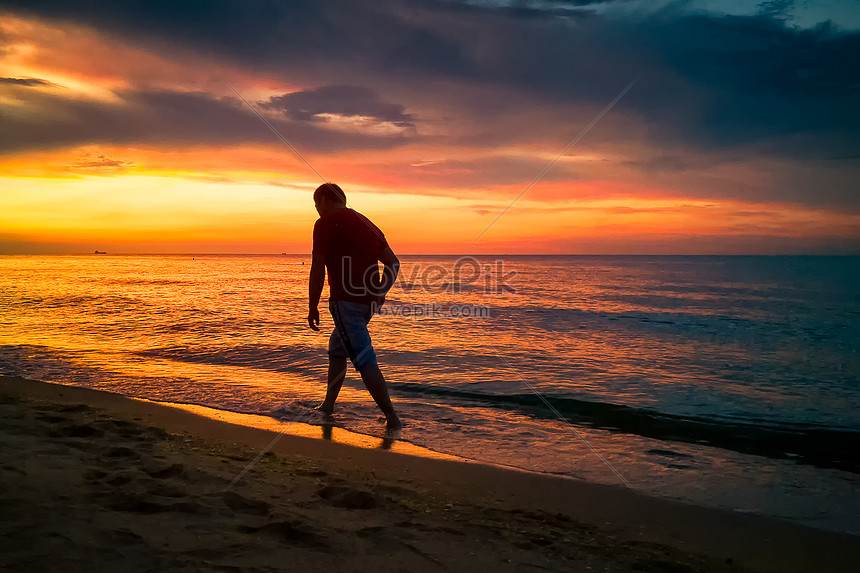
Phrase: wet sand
[{"left": 1, "top": 375, "right": 858, "bottom": 573}]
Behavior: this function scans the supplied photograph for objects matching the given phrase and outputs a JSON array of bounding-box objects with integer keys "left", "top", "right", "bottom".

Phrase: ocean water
[{"left": 1, "top": 254, "right": 858, "bottom": 533}]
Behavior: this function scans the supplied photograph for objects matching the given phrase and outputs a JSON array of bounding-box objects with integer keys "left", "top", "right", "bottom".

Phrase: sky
[{"left": 1, "top": 0, "right": 859, "bottom": 255}]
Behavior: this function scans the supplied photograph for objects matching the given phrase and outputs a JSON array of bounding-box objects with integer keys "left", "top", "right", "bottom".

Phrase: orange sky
[{"left": 2, "top": 7, "right": 859, "bottom": 255}]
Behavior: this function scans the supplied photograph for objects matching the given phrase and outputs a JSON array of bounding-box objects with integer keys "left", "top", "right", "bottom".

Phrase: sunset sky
[{"left": 1, "top": 0, "right": 859, "bottom": 254}]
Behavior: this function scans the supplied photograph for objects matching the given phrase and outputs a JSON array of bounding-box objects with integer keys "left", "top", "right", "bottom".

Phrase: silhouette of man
[{"left": 307, "top": 183, "right": 402, "bottom": 430}]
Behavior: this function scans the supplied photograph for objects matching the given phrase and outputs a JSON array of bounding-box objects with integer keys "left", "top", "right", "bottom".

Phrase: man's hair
[{"left": 314, "top": 183, "right": 347, "bottom": 205}]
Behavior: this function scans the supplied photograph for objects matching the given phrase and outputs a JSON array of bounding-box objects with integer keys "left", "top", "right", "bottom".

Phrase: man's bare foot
[{"left": 385, "top": 417, "right": 403, "bottom": 432}]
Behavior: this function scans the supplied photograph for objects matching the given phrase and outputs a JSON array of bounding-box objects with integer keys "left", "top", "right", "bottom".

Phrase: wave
[
  {"left": 136, "top": 345, "right": 860, "bottom": 474},
  {"left": 138, "top": 344, "right": 323, "bottom": 374},
  {"left": 12, "top": 343, "right": 857, "bottom": 474},
  {"left": 390, "top": 382, "right": 860, "bottom": 474}
]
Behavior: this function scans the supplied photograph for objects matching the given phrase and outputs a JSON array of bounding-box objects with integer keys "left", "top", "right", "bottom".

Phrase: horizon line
[{"left": 3, "top": 252, "right": 859, "bottom": 257}]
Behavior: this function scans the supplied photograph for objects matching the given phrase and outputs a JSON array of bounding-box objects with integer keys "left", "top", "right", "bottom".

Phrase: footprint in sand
[
  {"left": 146, "top": 482, "right": 187, "bottom": 498},
  {"left": 141, "top": 460, "right": 186, "bottom": 479},
  {"left": 103, "top": 492, "right": 211, "bottom": 515},
  {"left": 104, "top": 446, "right": 140, "bottom": 459},
  {"left": 222, "top": 491, "right": 271, "bottom": 515},
  {"left": 237, "top": 520, "right": 328, "bottom": 549},
  {"left": 318, "top": 482, "right": 379, "bottom": 509},
  {"left": 105, "top": 473, "right": 134, "bottom": 486},
  {"left": 56, "top": 424, "right": 104, "bottom": 438}
]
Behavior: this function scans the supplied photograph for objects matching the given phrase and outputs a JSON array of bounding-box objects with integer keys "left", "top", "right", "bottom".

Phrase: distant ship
[{"left": 94, "top": 250, "right": 106, "bottom": 254}]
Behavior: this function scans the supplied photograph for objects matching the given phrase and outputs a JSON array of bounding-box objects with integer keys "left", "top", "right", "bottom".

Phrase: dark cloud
[
  {"left": 826, "top": 153, "right": 860, "bottom": 161},
  {"left": 757, "top": 0, "right": 795, "bottom": 21},
  {"left": 8, "top": 0, "right": 856, "bottom": 155},
  {"left": 0, "top": 77, "right": 54, "bottom": 87},
  {"left": 0, "top": 89, "right": 416, "bottom": 155},
  {"left": 446, "top": 0, "right": 614, "bottom": 20},
  {"left": 0, "top": 0, "right": 478, "bottom": 78},
  {"left": 3, "top": 0, "right": 859, "bottom": 212},
  {"left": 262, "top": 85, "right": 414, "bottom": 128},
  {"left": 627, "top": 15, "right": 860, "bottom": 153}
]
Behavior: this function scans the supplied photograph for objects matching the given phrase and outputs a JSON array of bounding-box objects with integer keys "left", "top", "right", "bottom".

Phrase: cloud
[
  {"left": 3, "top": 0, "right": 859, "bottom": 215},
  {"left": 70, "top": 154, "right": 133, "bottom": 169},
  {"left": 0, "top": 88, "right": 417, "bottom": 155},
  {"left": 264, "top": 85, "right": 412, "bottom": 124},
  {"left": 261, "top": 85, "right": 415, "bottom": 134},
  {"left": 0, "top": 76, "right": 55, "bottom": 87},
  {"left": 757, "top": 0, "right": 795, "bottom": 21},
  {"left": 626, "top": 15, "right": 860, "bottom": 154},
  {"left": 0, "top": 1, "right": 478, "bottom": 79},
  {"left": 8, "top": 0, "right": 857, "bottom": 157}
]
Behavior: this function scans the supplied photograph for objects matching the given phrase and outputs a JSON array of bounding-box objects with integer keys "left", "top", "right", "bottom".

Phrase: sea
[{"left": 1, "top": 254, "right": 858, "bottom": 534}]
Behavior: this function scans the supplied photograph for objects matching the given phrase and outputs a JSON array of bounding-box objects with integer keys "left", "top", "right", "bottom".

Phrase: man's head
[{"left": 314, "top": 183, "right": 347, "bottom": 216}]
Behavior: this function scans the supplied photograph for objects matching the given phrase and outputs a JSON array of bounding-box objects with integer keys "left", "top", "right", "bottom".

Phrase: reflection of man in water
[{"left": 307, "top": 183, "right": 402, "bottom": 430}]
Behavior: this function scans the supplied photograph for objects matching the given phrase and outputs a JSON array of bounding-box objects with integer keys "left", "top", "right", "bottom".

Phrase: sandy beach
[{"left": 1, "top": 375, "right": 857, "bottom": 573}]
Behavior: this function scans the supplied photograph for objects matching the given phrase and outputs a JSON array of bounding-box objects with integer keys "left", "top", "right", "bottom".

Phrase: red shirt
[{"left": 312, "top": 208, "right": 388, "bottom": 304}]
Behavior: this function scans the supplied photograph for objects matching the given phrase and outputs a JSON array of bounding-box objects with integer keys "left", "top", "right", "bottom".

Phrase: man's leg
[
  {"left": 357, "top": 363, "right": 402, "bottom": 430},
  {"left": 329, "top": 300, "right": 401, "bottom": 430},
  {"left": 320, "top": 356, "right": 348, "bottom": 415}
]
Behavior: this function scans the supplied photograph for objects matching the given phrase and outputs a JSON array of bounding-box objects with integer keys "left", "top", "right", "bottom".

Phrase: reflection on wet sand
[{"left": 148, "top": 399, "right": 466, "bottom": 461}]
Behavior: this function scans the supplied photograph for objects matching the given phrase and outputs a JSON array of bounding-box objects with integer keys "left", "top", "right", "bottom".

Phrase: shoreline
[
  {"left": 147, "top": 399, "right": 624, "bottom": 482},
  {"left": 2, "top": 375, "right": 859, "bottom": 572},
  {"left": 146, "top": 399, "right": 474, "bottom": 464}
]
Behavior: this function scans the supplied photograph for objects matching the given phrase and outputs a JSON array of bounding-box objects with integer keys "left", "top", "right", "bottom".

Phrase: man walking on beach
[{"left": 307, "top": 183, "right": 402, "bottom": 431}]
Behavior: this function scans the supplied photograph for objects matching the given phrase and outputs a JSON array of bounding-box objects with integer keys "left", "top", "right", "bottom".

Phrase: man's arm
[
  {"left": 377, "top": 246, "right": 400, "bottom": 300},
  {"left": 307, "top": 252, "right": 325, "bottom": 331}
]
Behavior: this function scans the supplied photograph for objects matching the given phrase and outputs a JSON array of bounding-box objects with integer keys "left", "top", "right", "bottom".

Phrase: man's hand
[
  {"left": 308, "top": 252, "right": 325, "bottom": 331},
  {"left": 307, "top": 307, "right": 320, "bottom": 331}
]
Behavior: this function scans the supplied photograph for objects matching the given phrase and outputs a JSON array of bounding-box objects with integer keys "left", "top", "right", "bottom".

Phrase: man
[{"left": 307, "top": 183, "right": 402, "bottom": 431}]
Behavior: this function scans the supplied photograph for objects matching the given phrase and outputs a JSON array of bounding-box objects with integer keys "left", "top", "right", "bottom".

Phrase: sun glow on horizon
[{"left": 2, "top": 9, "right": 858, "bottom": 255}]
